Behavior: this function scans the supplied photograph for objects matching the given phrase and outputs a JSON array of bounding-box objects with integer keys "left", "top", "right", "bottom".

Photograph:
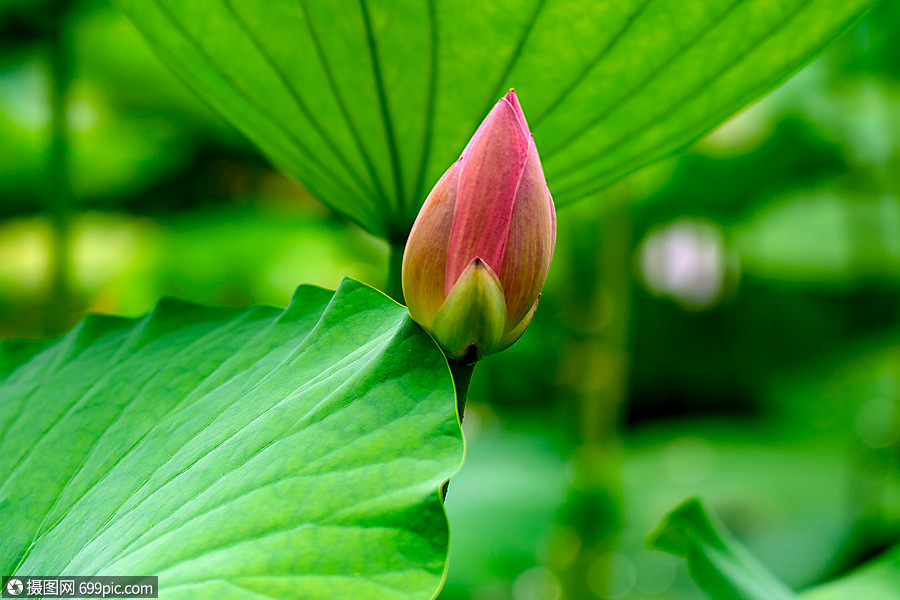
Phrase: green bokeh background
[{"left": 1, "top": 1, "right": 898, "bottom": 598}]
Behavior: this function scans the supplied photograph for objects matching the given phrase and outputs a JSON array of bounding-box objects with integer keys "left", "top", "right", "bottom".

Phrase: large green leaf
[
  {"left": 114, "top": 0, "right": 876, "bottom": 237},
  {"left": 0, "top": 279, "right": 463, "bottom": 599},
  {"left": 650, "top": 498, "right": 900, "bottom": 600}
]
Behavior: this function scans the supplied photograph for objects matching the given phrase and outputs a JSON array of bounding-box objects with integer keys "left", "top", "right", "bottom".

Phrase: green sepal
[{"left": 431, "top": 258, "right": 507, "bottom": 359}]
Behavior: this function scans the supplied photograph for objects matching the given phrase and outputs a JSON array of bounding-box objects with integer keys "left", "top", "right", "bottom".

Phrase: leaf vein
[
  {"left": 542, "top": 0, "right": 746, "bottom": 161},
  {"left": 13, "top": 309, "right": 272, "bottom": 573},
  {"left": 223, "top": 0, "right": 377, "bottom": 211},
  {"left": 531, "top": 0, "right": 657, "bottom": 128},
  {"left": 555, "top": 0, "right": 825, "bottom": 198},
  {"left": 410, "top": 0, "right": 439, "bottom": 224},
  {"left": 147, "top": 0, "right": 374, "bottom": 227},
  {"left": 298, "top": 0, "right": 394, "bottom": 231},
  {"left": 66, "top": 324, "right": 397, "bottom": 572},
  {"left": 359, "top": 0, "right": 407, "bottom": 228},
  {"left": 479, "top": 0, "right": 548, "bottom": 120}
]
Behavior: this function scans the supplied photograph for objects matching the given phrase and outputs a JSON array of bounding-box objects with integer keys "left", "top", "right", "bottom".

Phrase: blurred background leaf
[
  {"left": 648, "top": 498, "right": 798, "bottom": 600},
  {"left": 649, "top": 498, "right": 900, "bottom": 600}
]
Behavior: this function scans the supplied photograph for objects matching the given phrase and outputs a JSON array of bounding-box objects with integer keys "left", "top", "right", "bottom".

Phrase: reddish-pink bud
[{"left": 402, "top": 90, "right": 556, "bottom": 360}]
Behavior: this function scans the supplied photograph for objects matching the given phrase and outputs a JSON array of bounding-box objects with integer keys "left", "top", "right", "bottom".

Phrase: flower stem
[
  {"left": 442, "top": 352, "right": 476, "bottom": 501},
  {"left": 448, "top": 353, "right": 476, "bottom": 423}
]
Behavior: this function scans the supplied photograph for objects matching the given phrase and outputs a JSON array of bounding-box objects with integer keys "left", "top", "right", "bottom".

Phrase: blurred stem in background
[
  {"left": 44, "top": 1, "right": 76, "bottom": 335},
  {"left": 385, "top": 237, "right": 406, "bottom": 303},
  {"left": 555, "top": 204, "right": 633, "bottom": 598}
]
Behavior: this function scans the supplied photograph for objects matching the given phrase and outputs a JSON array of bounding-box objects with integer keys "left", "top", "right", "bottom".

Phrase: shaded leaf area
[
  {"left": 650, "top": 498, "right": 900, "bottom": 600},
  {"left": 803, "top": 545, "right": 900, "bottom": 600},
  {"left": 114, "top": 0, "right": 876, "bottom": 238},
  {"left": 0, "top": 279, "right": 463, "bottom": 600}
]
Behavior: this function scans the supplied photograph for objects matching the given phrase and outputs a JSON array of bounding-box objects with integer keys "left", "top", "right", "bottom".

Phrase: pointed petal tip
[
  {"left": 502, "top": 88, "right": 520, "bottom": 109},
  {"left": 501, "top": 89, "right": 528, "bottom": 136},
  {"left": 469, "top": 256, "right": 503, "bottom": 279}
]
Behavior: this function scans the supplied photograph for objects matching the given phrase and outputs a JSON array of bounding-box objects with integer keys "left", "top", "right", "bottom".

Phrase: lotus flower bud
[{"left": 402, "top": 89, "right": 556, "bottom": 360}]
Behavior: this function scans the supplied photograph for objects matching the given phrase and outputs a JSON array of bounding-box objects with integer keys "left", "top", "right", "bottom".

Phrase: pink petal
[
  {"left": 445, "top": 94, "right": 530, "bottom": 292},
  {"left": 499, "top": 142, "right": 556, "bottom": 325},
  {"left": 402, "top": 161, "right": 459, "bottom": 328}
]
